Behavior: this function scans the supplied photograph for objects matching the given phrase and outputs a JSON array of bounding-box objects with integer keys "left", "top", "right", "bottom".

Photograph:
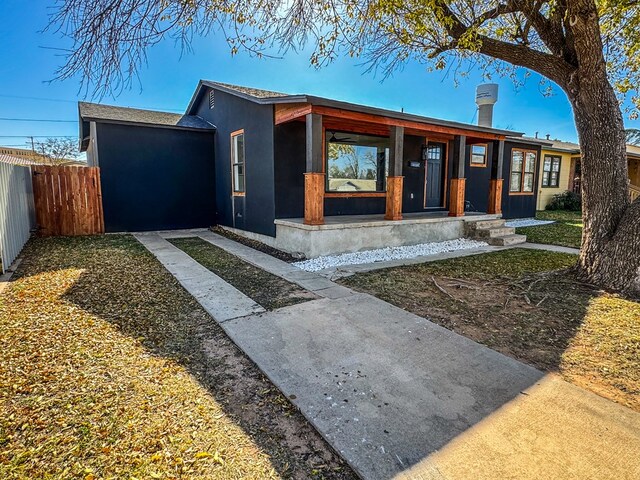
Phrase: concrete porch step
[
  {"left": 469, "top": 219, "right": 506, "bottom": 230},
  {"left": 486, "top": 234, "right": 528, "bottom": 246},
  {"left": 475, "top": 226, "right": 516, "bottom": 238}
]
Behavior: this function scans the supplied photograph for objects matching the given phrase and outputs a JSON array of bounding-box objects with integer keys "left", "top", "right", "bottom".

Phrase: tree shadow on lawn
[
  {"left": 340, "top": 248, "right": 640, "bottom": 412},
  {"left": 6, "top": 235, "right": 355, "bottom": 479}
]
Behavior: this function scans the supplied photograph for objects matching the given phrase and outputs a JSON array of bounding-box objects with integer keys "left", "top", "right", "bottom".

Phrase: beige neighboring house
[
  {"left": 536, "top": 140, "right": 640, "bottom": 210},
  {"left": 0, "top": 146, "right": 85, "bottom": 166}
]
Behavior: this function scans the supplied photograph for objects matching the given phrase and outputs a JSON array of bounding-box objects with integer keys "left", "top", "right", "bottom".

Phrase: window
[
  {"left": 541, "top": 155, "right": 561, "bottom": 187},
  {"left": 231, "top": 130, "right": 245, "bottom": 195},
  {"left": 470, "top": 144, "right": 488, "bottom": 167},
  {"left": 510, "top": 149, "right": 536, "bottom": 193},
  {"left": 326, "top": 132, "right": 389, "bottom": 192}
]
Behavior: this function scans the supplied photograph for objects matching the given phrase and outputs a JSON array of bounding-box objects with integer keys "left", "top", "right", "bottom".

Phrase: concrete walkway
[{"left": 138, "top": 231, "right": 640, "bottom": 480}]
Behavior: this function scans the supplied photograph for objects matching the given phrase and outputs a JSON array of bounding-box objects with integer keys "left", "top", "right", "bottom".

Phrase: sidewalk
[{"left": 138, "top": 231, "right": 640, "bottom": 480}]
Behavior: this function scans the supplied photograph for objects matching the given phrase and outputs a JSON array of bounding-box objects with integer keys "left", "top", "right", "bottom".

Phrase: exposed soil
[
  {"left": 211, "top": 226, "right": 301, "bottom": 263},
  {"left": 340, "top": 248, "right": 640, "bottom": 412},
  {"left": 0, "top": 235, "right": 355, "bottom": 479},
  {"left": 169, "top": 237, "right": 316, "bottom": 310}
]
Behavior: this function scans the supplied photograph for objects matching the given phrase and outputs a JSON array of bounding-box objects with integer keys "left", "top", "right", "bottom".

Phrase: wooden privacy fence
[{"left": 32, "top": 165, "right": 104, "bottom": 236}]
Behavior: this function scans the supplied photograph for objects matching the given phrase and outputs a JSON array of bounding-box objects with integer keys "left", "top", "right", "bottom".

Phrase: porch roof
[{"left": 187, "top": 80, "right": 523, "bottom": 141}]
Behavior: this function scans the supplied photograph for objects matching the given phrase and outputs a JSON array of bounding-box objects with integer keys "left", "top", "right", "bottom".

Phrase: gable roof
[
  {"left": 186, "top": 80, "right": 524, "bottom": 138},
  {"left": 78, "top": 102, "right": 215, "bottom": 152},
  {"left": 79, "top": 102, "right": 214, "bottom": 130}
]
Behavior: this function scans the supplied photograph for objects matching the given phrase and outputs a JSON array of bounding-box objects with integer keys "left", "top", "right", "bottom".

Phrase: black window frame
[{"left": 541, "top": 155, "right": 562, "bottom": 188}]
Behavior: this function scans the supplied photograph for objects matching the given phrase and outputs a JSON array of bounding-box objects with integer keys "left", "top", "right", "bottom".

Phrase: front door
[{"left": 424, "top": 142, "right": 445, "bottom": 208}]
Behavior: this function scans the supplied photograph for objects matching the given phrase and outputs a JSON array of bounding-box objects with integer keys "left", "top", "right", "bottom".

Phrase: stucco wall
[{"left": 536, "top": 149, "right": 574, "bottom": 210}]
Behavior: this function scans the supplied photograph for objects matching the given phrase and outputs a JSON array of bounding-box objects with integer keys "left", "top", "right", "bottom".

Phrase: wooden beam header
[{"left": 275, "top": 103, "right": 506, "bottom": 141}]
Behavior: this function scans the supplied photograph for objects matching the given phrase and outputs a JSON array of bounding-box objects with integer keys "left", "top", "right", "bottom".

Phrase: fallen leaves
[{"left": 0, "top": 235, "right": 352, "bottom": 479}]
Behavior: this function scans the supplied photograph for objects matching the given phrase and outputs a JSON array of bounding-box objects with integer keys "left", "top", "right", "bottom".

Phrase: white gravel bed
[
  {"left": 293, "top": 238, "right": 489, "bottom": 272},
  {"left": 505, "top": 218, "right": 555, "bottom": 228}
]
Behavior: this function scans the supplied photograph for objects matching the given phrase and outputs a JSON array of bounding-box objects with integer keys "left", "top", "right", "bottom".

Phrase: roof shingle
[{"left": 79, "top": 102, "right": 214, "bottom": 130}]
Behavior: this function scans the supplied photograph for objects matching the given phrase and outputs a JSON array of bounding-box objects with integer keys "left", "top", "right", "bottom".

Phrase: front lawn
[
  {"left": 340, "top": 248, "right": 639, "bottom": 411},
  {"left": 169, "top": 237, "right": 315, "bottom": 310},
  {"left": 0, "top": 236, "right": 354, "bottom": 479},
  {"left": 516, "top": 210, "right": 583, "bottom": 248}
]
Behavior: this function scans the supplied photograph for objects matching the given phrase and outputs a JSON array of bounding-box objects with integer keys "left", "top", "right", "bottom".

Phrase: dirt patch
[
  {"left": 211, "top": 226, "right": 301, "bottom": 263},
  {"left": 0, "top": 235, "right": 354, "bottom": 479},
  {"left": 169, "top": 237, "right": 316, "bottom": 310},
  {"left": 340, "top": 248, "right": 640, "bottom": 412}
]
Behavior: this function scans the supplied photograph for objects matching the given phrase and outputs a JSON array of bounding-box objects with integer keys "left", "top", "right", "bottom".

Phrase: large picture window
[
  {"left": 541, "top": 155, "right": 561, "bottom": 187},
  {"left": 510, "top": 149, "right": 536, "bottom": 194},
  {"left": 231, "top": 130, "right": 245, "bottom": 195},
  {"left": 326, "top": 132, "right": 389, "bottom": 192}
]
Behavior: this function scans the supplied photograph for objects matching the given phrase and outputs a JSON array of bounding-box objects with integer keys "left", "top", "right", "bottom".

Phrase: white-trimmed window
[
  {"left": 541, "top": 155, "right": 561, "bottom": 187},
  {"left": 470, "top": 144, "right": 488, "bottom": 167},
  {"left": 510, "top": 149, "right": 536, "bottom": 194},
  {"left": 231, "top": 130, "right": 245, "bottom": 195}
]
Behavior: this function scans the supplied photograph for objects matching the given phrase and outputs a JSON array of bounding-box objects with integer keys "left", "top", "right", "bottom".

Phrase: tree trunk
[{"left": 564, "top": 0, "right": 640, "bottom": 297}]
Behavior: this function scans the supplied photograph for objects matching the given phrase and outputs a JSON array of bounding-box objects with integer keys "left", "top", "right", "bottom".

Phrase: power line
[
  {"left": 0, "top": 117, "right": 77, "bottom": 123},
  {"left": 0, "top": 135, "right": 76, "bottom": 138},
  {"left": 0, "top": 94, "right": 76, "bottom": 103}
]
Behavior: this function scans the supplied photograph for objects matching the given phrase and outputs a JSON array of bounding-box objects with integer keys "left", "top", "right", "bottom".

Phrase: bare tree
[
  {"left": 32, "top": 138, "right": 81, "bottom": 164},
  {"left": 49, "top": 0, "right": 640, "bottom": 296}
]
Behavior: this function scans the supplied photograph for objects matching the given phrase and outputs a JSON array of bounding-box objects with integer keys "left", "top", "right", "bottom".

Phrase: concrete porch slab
[{"left": 273, "top": 213, "right": 502, "bottom": 258}]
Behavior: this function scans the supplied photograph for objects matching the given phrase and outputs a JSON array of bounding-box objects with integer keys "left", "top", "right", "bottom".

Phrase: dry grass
[
  {"left": 0, "top": 235, "right": 354, "bottom": 479},
  {"left": 168, "top": 237, "right": 315, "bottom": 310},
  {"left": 340, "top": 248, "right": 640, "bottom": 411}
]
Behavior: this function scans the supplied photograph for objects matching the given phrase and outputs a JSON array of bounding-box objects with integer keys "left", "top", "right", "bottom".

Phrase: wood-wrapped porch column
[
  {"left": 304, "top": 113, "right": 324, "bottom": 225},
  {"left": 448, "top": 135, "right": 466, "bottom": 217},
  {"left": 385, "top": 126, "right": 404, "bottom": 220},
  {"left": 488, "top": 139, "right": 505, "bottom": 214}
]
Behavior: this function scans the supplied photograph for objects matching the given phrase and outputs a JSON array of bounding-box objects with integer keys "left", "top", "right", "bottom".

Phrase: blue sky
[{"left": 1, "top": 0, "right": 638, "bottom": 150}]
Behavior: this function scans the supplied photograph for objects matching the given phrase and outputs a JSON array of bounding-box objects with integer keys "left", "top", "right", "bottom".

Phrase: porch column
[
  {"left": 385, "top": 126, "right": 404, "bottom": 220},
  {"left": 448, "top": 135, "right": 466, "bottom": 217},
  {"left": 304, "top": 113, "right": 324, "bottom": 225},
  {"left": 487, "top": 139, "right": 505, "bottom": 214}
]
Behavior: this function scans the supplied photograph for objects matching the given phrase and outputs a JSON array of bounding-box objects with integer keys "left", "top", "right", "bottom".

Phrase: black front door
[{"left": 425, "top": 142, "right": 445, "bottom": 208}]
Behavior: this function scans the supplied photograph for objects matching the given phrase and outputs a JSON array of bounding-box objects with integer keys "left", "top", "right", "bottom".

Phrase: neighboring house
[
  {"left": 0, "top": 146, "right": 85, "bottom": 166},
  {"left": 535, "top": 139, "right": 640, "bottom": 209},
  {"left": 79, "top": 81, "right": 550, "bottom": 256}
]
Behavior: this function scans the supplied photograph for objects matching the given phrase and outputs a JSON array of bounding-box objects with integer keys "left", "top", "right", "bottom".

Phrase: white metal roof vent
[{"left": 209, "top": 90, "right": 215, "bottom": 109}]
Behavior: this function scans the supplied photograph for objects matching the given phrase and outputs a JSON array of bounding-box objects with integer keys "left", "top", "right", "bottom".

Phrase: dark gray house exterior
[{"left": 79, "top": 81, "right": 547, "bottom": 255}]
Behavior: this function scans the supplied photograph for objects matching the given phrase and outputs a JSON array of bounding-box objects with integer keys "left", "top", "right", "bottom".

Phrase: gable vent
[{"left": 209, "top": 90, "right": 215, "bottom": 109}]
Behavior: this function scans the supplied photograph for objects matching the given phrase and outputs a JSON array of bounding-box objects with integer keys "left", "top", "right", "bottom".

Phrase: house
[
  {"left": 0, "top": 146, "right": 85, "bottom": 166},
  {"left": 535, "top": 139, "right": 640, "bottom": 209},
  {"left": 79, "top": 81, "right": 549, "bottom": 257}
]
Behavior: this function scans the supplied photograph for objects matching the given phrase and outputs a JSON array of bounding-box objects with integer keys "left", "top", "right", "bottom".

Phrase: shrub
[{"left": 546, "top": 190, "right": 582, "bottom": 211}]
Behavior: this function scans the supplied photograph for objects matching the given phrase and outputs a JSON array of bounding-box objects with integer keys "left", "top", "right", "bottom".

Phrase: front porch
[
  {"left": 274, "top": 211, "right": 502, "bottom": 258},
  {"left": 275, "top": 103, "right": 508, "bottom": 227}
]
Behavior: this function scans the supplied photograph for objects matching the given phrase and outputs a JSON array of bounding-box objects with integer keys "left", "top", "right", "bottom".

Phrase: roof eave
[{"left": 80, "top": 116, "right": 216, "bottom": 132}]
